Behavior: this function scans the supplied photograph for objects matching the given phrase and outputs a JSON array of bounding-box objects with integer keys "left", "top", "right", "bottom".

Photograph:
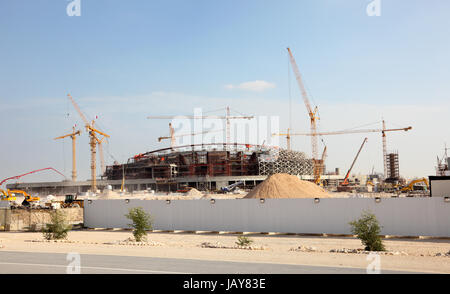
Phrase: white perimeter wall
[
  {"left": 83, "top": 198, "right": 450, "bottom": 237},
  {"left": 431, "top": 179, "right": 450, "bottom": 197}
]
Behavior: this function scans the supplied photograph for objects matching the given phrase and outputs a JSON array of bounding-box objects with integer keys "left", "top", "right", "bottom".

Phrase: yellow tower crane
[
  {"left": 54, "top": 126, "right": 81, "bottom": 182},
  {"left": 287, "top": 47, "right": 321, "bottom": 182},
  {"left": 273, "top": 123, "right": 412, "bottom": 181},
  {"left": 67, "top": 94, "right": 110, "bottom": 192}
]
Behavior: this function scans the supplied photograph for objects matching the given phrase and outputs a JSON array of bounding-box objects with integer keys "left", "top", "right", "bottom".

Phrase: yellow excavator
[
  {"left": 0, "top": 189, "right": 16, "bottom": 201},
  {"left": 400, "top": 178, "right": 429, "bottom": 192},
  {"left": 3, "top": 189, "right": 40, "bottom": 206}
]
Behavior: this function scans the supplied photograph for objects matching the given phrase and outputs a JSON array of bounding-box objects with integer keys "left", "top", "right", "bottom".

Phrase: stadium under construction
[{"left": 6, "top": 143, "right": 343, "bottom": 196}]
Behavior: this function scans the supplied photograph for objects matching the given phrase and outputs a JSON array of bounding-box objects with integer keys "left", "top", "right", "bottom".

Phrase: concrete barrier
[{"left": 83, "top": 198, "right": 450, "bottom": 237}]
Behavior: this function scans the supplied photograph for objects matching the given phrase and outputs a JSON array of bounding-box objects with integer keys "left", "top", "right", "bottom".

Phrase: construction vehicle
[
  {"left": 7, "top": 190, "right": 40, "bottom": 206},
  {"left": 0, "top": 189, "right": 16, "bottom": 201},
  {"left": 400, "top": 178, "right": 429, "bottom": 193},
  {"left": 61, "top": 194, "right": 84, "bottom": 208},
  {"left": 0, "top": 167, "right": 66, "bottom": 186},
  {"left": 337, "top": 138, "right": 368, "bottom": 192},
  {"left": 219, "top": 181, "right": 244, "bottom": 193}
]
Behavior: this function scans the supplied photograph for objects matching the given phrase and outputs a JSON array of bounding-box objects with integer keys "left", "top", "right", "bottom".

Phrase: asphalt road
[{"left": 0, "top": 251, "right": 418, "bottom": 274}]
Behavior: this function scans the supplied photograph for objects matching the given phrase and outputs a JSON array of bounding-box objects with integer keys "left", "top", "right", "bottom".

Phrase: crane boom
[
  {"left": 287, "top": 126, "right": 412, "bottom": 136},
  {"left": 287, "top": 48, "right": 315, "bottom": 120},
  {"left": 67, "top": 94, "right": 110, "bottom": 192},
  {"left": 342, "top": 137, "right": 368, "bottom": 185},
  {"left": 158, "top": 125, "right": 224, "bottom": 148},
  {"left": 147, "top": 115, "right": 253, "bottom": 120},
  {"left": 148, "top": 107, "right": 254, "bottom": 147},
  {"left": 0, "top": 167, "right": 66, "bottom": 186},
  {"left": 287, "top": 47, "right": 320, "bottom": 182},
  {"left": 67, "top": 94, "right": 90, "bottom": 127}
]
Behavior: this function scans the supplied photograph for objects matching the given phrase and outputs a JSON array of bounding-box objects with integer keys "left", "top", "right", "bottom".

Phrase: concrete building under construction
[{"left": 7, "top": 143, "right": 340, "bottom": 195}]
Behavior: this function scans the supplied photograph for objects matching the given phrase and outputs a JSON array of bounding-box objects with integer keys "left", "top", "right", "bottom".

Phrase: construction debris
[{"left": 199, "top": 241, "right": 267, "bottom": 250}]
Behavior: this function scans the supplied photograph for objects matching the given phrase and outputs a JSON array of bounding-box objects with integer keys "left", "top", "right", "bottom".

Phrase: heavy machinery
[
  {"left": 337, "top": 138, "right": 368, "bottom": 192},
  {"left": 274, "top": 121, "right": 412, "bottom": 182},
  {"left": 68, "top": 94, "right": 110, "bottom": 192},
  {"left": 0, "top": 189, "right": 16, "bottom": 201},
  {"left": 7, "top": 190, "right": 40, "bottom": 206},
  {"left": 400, "top": 178, "right": 429, "bottom": 193},
  {"left": 287, "top": 47, "right": 321, "bottom": 183},
  {"left": 314, "top": 145, "right": 327, "bottom": 186},
  {"left": 0, "top": 167, "right": 66, "bottom": 186},
  {"left": 220, "top": 181, "right": 244, "bottom": 193},
  {"left": 61, "top": 194, "right": 84, "bottom": 208}
]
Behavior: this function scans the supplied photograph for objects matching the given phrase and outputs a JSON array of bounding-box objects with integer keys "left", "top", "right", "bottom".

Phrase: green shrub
[
  {"left": 349, "top": 210, "right": 385, "bottom": 251},
  {"left": 125, "top": 207, "right": 153, "bottom": 242},
  {"left": 235, "top": 236, "right": 253, "bottom": 247},
  {"left": 42, "top": 210, "right": 72, "bottom": 240}
]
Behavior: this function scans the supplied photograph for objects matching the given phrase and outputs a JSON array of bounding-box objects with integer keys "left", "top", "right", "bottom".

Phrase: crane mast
[
  {"left": 67, "top": 94, "right": 109, "bottom": 192},
  {"left": 287, "top": 47, "right": 320, "bottom": 181},
  {"left": 382, "top": 120, "right": 388, "bottom": 179},
  {"left": 54, "top": 126, "right": 81, "bottom": 181}
]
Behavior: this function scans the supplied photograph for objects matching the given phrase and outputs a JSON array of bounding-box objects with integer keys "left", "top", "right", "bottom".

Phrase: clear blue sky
[{"left": 1, "top": 0, "right": 449, "bottom": 183}]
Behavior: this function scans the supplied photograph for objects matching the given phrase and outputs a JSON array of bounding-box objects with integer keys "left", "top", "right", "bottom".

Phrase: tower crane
[
  {"left": 287, "top": 47, "right": 321, "bottom": 182},
  {"left": 315, "top": 145, "right": 327, "bottom": 185},
  {"left": 272, "top": 122, "right": 412, "bottom": 179},
  {"left": 54, "top": 126, "right": 81, "bottom": 182},
  {"left": 67, "top": 94, "right": 110, "bottom": 192},
  {"left": 148, "top": 107, "right": 254, "bottom": 148},
  {"left": 157, "top": 123, "right": 224, "bottom": 148},
  {"left": 96, "top": 136, "right": 107, "bottom": 175}
]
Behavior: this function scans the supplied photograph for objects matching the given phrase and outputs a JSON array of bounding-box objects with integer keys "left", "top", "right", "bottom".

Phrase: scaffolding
[
  {"left": 385, "top": 151, "right": 400, "bottom": 182},
  {"left": 104, "top": 143, "right": 314, "bottom": 181},
  {"left": 258, "top": 149, "right": 314, "bottom": 176}
]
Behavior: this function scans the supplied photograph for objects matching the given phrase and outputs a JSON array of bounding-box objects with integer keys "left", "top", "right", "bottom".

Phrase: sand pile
[
  {"left": 244, "top": 173, "right": 332, "bottom": 199},
  {"left": 185, "top": 188, "right": 203, "bottom": 197}
]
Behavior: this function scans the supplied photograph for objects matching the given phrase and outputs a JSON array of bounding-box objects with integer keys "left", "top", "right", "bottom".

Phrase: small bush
[
  {"left": 42, "top": 210, "right": 72, "bottom": 240},
  {"left": 349, "top": 210, "right": 385, "bottom": 251},
  {"left": 236, "top": 236, "right": 253, "bottom": 247},
  {"left": 125, "top": 207, "right": 153, "bottom": 242}
]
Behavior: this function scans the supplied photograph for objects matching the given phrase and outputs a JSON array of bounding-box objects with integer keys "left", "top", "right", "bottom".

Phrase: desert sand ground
[{"left": 0, "top": 230, "right": 449, "bottom": 273}]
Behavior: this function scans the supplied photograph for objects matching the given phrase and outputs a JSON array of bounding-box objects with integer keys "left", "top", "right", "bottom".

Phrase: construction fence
[
  {"left": 0, "top": 208, "right": 83, "bottom": 231},
  {"left": 84, "top": 197, "right": 450, "bottom": 237}
]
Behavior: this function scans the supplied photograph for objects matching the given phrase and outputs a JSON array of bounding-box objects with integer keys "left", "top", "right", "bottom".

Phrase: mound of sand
[
  {"left": 185, "top": 188, "right": 203, "bottom": 197},
  {"left": 244, "top": 173, "right": 332, "bottom": 199}
]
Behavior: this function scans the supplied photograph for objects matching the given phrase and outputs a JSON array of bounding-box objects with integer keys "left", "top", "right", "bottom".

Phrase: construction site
[
  {"left": 3, "top": 1, "right": 450, "bottom": 279},
  {"left": 2, "top": 46, "right": 447, "bottom": 205}
]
